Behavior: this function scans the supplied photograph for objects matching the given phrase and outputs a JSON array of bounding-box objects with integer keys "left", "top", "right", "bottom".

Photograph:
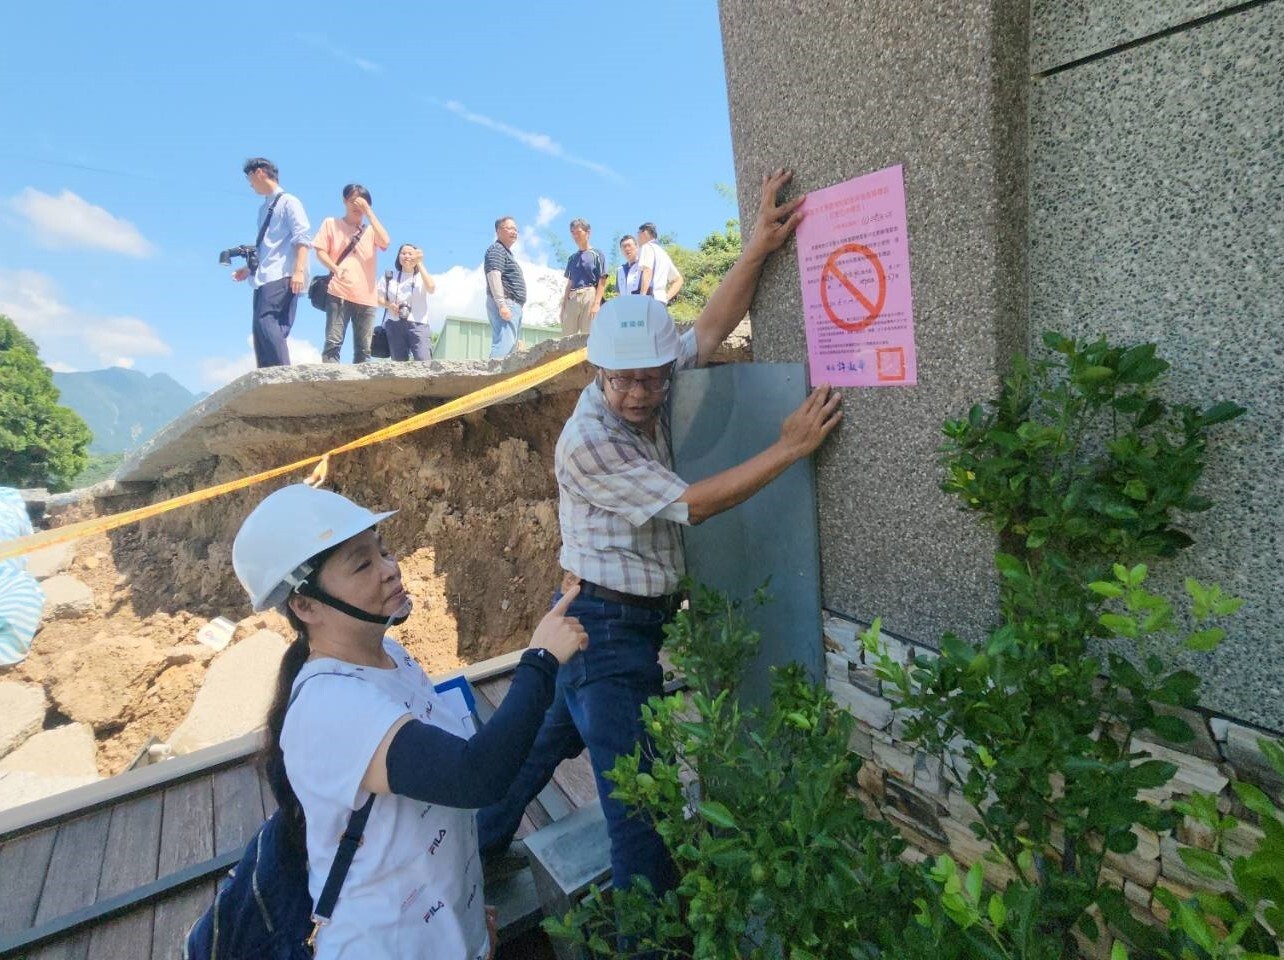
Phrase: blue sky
[{"left": 0, "top": 1, "right": 738, "bottom": 393}]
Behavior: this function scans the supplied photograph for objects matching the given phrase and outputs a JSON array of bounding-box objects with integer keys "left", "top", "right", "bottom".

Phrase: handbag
[
  {"left": 308, "top": 223, "right": 366, "bottom": 311},
  {"left": 370, "top": 324, "right": 391, "bottom": 359}
]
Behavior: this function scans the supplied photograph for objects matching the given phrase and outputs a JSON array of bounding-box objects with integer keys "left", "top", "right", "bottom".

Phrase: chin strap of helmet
[{"left": 292, "top": 576, "right": 410, "bottom": 627}]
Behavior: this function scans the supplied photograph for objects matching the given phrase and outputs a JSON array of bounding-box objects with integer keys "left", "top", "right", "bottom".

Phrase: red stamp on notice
[{"left": 876, "top": 347, "right": 906, "bottom": 382}]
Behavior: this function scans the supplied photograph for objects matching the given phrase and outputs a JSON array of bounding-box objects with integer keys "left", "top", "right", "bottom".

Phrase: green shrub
[{"left": 545, "top": 586, "right": 954, "bottom": 959}]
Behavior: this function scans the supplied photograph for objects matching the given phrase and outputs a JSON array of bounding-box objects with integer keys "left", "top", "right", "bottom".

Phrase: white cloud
[
  {"left": 0, "top": 269, "right": 171, "bottom": 369},
  {"left": 10, "top": 188, "right": 154, "bottom": 257},
  {"left": 428, "top": 260, "right": 565, "bottom": 335},
  {"left": 199, "top": 335, "right": 324, "bottom": 390},
  {"left": 439, "top": 100, "right": 623, "bottom": 182},
  {"left": 534, "top": 197, "right": 564, "bottom": 229},
  {"left": 296, "top": 33, "right": 381, "bottom": 73},
  {"left": 507, "top": 197, "right": 565, "bottom": 268},
  {"left": 45, "top": 360, "right": 78, "bottom": 373}
]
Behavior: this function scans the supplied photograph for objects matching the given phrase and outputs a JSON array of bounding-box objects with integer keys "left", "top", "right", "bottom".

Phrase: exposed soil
[
  {"left": 5, "top": 391, "right": 579, "bottom": 776},
  {"left": 4, "top": 330, "right": 752, "bottom": 781}
]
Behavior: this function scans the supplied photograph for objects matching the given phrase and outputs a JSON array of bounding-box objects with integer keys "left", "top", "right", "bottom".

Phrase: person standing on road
[
  {"left": 615, "top": 234, "right": 641, "bottom": 297},
  {"left": 234, "top": 157, "right": 311, "bottom": 368},
  {"left": 483, "top": 216, "right": 526, "bottom": 359},
  {"left": 380, "top": 243, "right": 437, "bottom": 362},
  {"left": 636, "top": 222, "right": 684, "bottom": 305},
  {"left": 314, "top": 184, "right": 390, "bottom": 363},
  {"left": 559, "top": 218, "right": 608, "bottom": 336}
]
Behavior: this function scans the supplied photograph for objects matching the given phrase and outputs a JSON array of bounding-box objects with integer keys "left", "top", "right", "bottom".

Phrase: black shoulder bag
[{"left": 308, "top": 223, "right": 365, "bottom": 311}]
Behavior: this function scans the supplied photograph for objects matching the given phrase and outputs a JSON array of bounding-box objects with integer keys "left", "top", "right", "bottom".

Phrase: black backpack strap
[
  {"left": 255, "top": 193, "right": 285, "bottom": 251},
  {"left": 305, "top": 794, "right": 375, "bottom": 949}
]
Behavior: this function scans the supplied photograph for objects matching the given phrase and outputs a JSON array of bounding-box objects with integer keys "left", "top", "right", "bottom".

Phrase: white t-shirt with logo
[
  {"left": 638, "top": 241, "right": 678, "bottom": 304},
  {"left": 281, "top": 638, "right": 488, "bottom": 960},
  {"left": 381, "top": 270, "right": 438, "bottom": 333}
]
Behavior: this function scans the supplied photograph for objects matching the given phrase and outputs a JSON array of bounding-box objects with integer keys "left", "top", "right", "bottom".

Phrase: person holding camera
[
  {"left": 234, "top": 158, "right": 312, "bottom": 368},
  {"left": 313, "top": 184, "right": 390, "bottom": 364},
  {"left": 379, "top": 244, "right": 438, "bottom": 362}
]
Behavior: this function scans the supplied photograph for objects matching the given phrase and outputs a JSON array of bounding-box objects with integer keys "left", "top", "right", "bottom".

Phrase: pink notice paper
[{"left": 795, "top": 164, "right": 917, "bottom": 387}]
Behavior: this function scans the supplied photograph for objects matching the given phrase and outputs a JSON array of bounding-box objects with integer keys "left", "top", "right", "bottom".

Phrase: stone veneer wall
[{"left": 822, "top": 609, "right": 1283, "bottom": 957}]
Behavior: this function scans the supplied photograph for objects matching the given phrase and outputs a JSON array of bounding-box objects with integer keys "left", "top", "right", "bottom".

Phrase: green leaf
[
  {"left": 1078, "top": 365, "right": 1115, "bottom": 383},
  {"left": 1131, "top": 759, "right": 1179, "bottom": 790},
  {"left": 1148, "top": 714, "right": 1194, "bottom": 743},
  {"left": 1185, "top": 628, "right": 1225, "bottom": 652},
  {"left": 1232, "top": 781, "right": 1278, "bottom": 819},
  {"left": 697, "top": 801, "right": 738, "bottom": 830},
  {"left": 1089, "top": 580, "right": 1125, "bottom": 598},
  {"left": 1111, "top": 942, "right": 1129, "bottom": 960},
  {"left": 994, "top": 553, "right": 1024, "bottom": 580},
  {"left": 1258, "top": 737, "right": 1284, "bottom": 778},
  {"left": 1178, "top": 847, "right": 1229, "bottom": 882},
  {"left": 1025, "top": 530, "right": 1048, "bottom": 549},
  {"left": 1099, "top": 613, "right": 1138, "bottom": 638},
  {"left": 1201, "top": 401, "right": 1246, "bottom": 426},
  {"left": 987, "top": 894, "right": 1007, "bottom": 929},
  {"left": 1123, "top": 478, "right": 1148, "bottom": 501}
]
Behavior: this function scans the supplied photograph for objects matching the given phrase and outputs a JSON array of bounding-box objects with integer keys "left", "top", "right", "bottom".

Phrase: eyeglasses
[{"left": 605, "top": 375, "right": 671, "bottom": 394}]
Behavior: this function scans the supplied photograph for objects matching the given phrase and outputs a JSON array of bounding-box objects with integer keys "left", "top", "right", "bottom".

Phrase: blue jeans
[
  {"left": 485, "top": 298, "right": 523, "bottom": 359},
  {"left": 477, "top": 594, "right": 677, "bottom": 898}
]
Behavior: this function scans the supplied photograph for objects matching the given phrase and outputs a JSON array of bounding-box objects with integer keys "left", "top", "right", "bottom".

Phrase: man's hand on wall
[{"left": 745, "top": 168, "right": 806, "bottom": 260}]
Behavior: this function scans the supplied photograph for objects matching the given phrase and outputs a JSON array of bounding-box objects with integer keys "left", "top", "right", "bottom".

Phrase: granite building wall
[{"left": 719, "top": 0, "right": 1283, "bottom": 729}]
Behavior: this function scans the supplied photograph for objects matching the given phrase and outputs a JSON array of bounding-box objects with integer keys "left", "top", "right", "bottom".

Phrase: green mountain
[{"left": 52, "top": 368, "right": 205, "bottom": 454}]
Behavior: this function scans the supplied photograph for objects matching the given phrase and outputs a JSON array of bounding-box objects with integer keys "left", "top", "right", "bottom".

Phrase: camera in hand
[
  {"left": 219, "top": 244, "right": 259, "bottom": 274},
  {"left": 384, "top": 270, "right": 412, "bottom": 320}
]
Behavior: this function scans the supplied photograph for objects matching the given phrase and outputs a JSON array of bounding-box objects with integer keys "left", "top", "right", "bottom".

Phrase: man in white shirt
[{"left": 636, "top": 222, "right": 684, "bottom": 305}]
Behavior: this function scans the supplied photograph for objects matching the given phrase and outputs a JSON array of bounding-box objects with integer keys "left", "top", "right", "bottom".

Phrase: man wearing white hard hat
[{"left": 477, "top": 170, "right": 842, "bottom": 904}]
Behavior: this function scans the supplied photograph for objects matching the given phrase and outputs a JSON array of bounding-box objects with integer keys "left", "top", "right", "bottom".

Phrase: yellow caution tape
[{"left": 0, "top": 348, "right": 588, "bottom": 562}]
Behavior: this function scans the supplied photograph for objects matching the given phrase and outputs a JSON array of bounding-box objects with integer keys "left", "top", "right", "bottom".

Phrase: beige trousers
[{"left": 560, "top": 287, "right": 597, "bottom": 335}]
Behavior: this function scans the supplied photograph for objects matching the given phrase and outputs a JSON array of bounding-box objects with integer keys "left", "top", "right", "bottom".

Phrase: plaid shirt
[{"left": 557, "top": 330, "right": 699, "bottom": 596}]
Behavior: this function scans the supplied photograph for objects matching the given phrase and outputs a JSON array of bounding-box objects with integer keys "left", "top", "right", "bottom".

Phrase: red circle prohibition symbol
[{"left": 820, "top": 242, "right": 887, "bottom": 333}]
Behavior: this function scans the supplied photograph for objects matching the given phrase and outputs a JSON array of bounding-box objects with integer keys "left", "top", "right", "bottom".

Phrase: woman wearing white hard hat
[{"left": 232, "top": 483, "right": 587, "bottom": 959}]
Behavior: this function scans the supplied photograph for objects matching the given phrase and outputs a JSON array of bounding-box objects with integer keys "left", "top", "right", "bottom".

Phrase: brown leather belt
[{"left": 576, "top": 580, "right": 681, "bottom": 614}]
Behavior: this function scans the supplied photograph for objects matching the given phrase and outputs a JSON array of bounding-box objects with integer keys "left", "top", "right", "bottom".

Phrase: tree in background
[
  {"left": 665, "top": 218, "right": 742, "bottom": 324},
  {"left": 0, "top": 314, "right": 92, "bottom": 491}
]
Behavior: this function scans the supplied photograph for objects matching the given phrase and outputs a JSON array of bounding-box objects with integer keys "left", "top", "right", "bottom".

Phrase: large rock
[
  {"left": 0, "top": 682, "right": 48, "bottom": 759},
  {"left": 167, "top": 629, "right": 287, "bottom": 755},
  {"left": 24, "top": 541, "right": 75, "bottom": 580},
  {"left": 0, "top": 723, "right": 100, "bottom": 810},
  {"left": 41, "top": 574, "right": 94, "bottom": 619},
  {"left": 48, "top": 635, "right": 165, "bottom": 730}
]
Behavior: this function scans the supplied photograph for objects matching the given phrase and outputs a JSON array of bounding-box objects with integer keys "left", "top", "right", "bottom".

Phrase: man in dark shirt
[
  {"left": 483, "top": 216, "right": 527, "bottom": 359},
  {"left": 559, "top": 218, "right": 608, "bottom": 336}
]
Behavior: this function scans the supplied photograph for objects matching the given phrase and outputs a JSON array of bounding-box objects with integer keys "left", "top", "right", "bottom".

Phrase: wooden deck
[{"left": 0, "top": 652, "right": 600, "bottom": 960}]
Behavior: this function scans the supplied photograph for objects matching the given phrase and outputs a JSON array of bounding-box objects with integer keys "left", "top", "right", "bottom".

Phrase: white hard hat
[
  {"left": 232, "top": 484, "right": 396, "bottom": 612},
  {"left": 587, "top": 295, "right": 679, "bottom": 369}
]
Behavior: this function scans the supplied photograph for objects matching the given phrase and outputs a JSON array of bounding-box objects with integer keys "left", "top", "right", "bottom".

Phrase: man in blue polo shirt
[
  {"left": 483, "top": 216, "right": 526, "bottom": 359},
  {"left": 560, "top": 218, "right": 608, "bottom": 336}
]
